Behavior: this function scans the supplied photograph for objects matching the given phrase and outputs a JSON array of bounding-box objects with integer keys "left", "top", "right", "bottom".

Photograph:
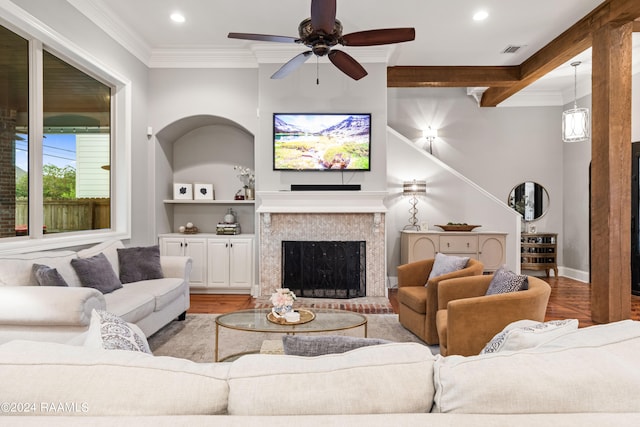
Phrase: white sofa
[
  {"left": 0, "top": 320, "right": 639, "bottom": 425},
  {"left": 0, "top": 240, "right": 191, "bottom": 344}
]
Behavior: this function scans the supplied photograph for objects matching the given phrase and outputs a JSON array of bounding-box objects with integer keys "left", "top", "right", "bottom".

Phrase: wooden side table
[{"left": 521, "top": 233, "right": 558, "bottom": 277}]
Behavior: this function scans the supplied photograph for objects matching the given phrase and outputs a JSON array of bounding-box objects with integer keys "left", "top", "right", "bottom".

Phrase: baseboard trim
[{"left": 558, "top": 266, "right": 589, "bottom": 283}]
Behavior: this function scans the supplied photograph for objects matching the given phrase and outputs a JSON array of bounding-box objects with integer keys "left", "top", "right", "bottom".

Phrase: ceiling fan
[{"left": 228, "top": 0, "right": 415, "bottom": 81}]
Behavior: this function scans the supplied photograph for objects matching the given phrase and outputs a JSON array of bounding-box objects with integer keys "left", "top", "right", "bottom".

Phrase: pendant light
[{"left": 562, "top": 61, "right": 590, "bottom": 143}]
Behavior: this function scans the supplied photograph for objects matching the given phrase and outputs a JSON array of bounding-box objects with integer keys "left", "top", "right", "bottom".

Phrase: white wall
[
  {"left": 148, "top": 68, "right": 260, "bottom": 236},
  {"left": 561, "top": 94, "right": 592, "bottom": 279},
  {"left": 387, "top": 87, "right": 564, "bottom": 275},
  {"left": 386, "top": 128, "right": 520, "bottom": 282},
  {"left": 11, "top": 0, "right": 151, "bottom": 245},
  {"left": 257, "top": 62, "right": 388, "bottom": 191}
]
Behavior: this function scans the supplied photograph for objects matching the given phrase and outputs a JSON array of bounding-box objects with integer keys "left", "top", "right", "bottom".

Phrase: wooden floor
[{"left": 190, "top": 276, "right": 640, "bottom": 326}]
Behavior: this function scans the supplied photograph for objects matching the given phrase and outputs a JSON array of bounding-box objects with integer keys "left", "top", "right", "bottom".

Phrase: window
[
  {"left": 42, "top": 50, "right": 111, "bottom": 234},
  {"left": 0, "top": 10, "right": 131, "bottom": 252},
  {"left": 0, "top": 25, "right": 28, "bottom": 239}
]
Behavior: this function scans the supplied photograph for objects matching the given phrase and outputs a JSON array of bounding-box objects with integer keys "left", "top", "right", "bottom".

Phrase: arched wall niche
[{"left": 154, "top": 114, "right": 255, "bottom": 235}]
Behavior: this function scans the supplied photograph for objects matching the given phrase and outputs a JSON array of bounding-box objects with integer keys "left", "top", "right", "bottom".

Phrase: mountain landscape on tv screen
[{"left": 274, "top": 114, "right": 370, "bottom": 170}]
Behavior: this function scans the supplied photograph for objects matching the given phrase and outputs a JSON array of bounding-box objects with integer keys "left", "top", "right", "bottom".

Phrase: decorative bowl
[{"left": 435, "top": 224, "right": 481, "bottom": 232}]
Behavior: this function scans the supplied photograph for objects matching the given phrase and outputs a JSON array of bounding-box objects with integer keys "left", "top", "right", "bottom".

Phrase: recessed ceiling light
[
  {"left": 473, "top": 10, "right": 489, "bottom": 21},
  {"left": 170, "top": 12, "right": 185, "bottom": 23}
]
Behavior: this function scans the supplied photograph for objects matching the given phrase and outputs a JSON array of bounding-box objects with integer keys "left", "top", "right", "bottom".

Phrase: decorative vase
[
  {"left": 245, "top": 187, "right": 254, "bottom": 200},
  {"left": 224, "top": 208, "right": 235, "bottom": 224}
]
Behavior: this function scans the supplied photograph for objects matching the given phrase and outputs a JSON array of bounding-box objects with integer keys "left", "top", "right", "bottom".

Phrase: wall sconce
[
  {"left": 402, "top": 180, "right": 427, "bottom": 230},
  {"left": 422, "top": 126, "right": 438, "bottom": 153},
  {"left": 562, "top": 61, "right": 590, "bottom": 143}
]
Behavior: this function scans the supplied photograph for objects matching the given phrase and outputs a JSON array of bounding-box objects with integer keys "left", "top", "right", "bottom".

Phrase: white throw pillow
[
  {"left": 84, "top": 309, "right": 151, "bottom": 354},
  {"left": 427, "top": 252, "right": 469, "bottom": 282},
  {"left": 480, "top": 319, "right": 579, "bottom": 354}
]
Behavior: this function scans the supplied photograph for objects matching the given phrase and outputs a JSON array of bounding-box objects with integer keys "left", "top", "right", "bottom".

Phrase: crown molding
[
  {"left": 251, "top": 44, "right": 392, "bottom": 64},
  {"left": 148, "top": 45, "right": 392, "bottom": 69},
  {"left": 149, "top": 48, "right": 257, "bottom": 68},
  {"left": 67, "top": 0, "right": 151, "bottom": 65}
]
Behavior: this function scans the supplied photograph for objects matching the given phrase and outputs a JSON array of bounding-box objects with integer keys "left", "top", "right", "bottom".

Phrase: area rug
[{"left": 148, "top": 313, "right": 438, "bottom": 362}]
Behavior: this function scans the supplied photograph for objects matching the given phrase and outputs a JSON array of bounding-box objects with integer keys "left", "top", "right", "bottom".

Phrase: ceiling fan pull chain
[{"left": 316, "top": 56, "right": 320, "bottom": 85}]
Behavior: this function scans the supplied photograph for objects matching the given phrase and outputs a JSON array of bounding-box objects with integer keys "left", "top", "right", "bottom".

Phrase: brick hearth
[{"left": 253, "top": 296, "right": 395, "bottom": 314}]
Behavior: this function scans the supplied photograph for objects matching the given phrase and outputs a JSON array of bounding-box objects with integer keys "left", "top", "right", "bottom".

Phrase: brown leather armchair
[
  {"left": 435, "top": 275, "right": 551, "bottom": 356},
  {"left": 397, "top": 258, "right": 484, "bottom": 344}
]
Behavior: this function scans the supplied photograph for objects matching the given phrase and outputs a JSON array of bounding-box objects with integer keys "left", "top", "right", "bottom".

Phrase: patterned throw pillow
[
  {"left": 31, "top": 263, "right": 69, "bottom": 287},
  {"left": 427, "top": 253, "right": 470, "bottom": 282},
  {"left": 71, "top": 253, "right": 123, "bottom": 294},
  {"left": 485, "top": 265, "right": 528, "bottom": 295},
  {"left": 84, "top": 309, "right": 151, "bottom": 354},
  {"left": 282, "top": 335, "right": 392, "bottom": 356},
  {"left": 480, "top": 319, "right": 579, "bottom": 354},
  {"left": 117, "top": 245, "right": 164, "bottom": 284}
]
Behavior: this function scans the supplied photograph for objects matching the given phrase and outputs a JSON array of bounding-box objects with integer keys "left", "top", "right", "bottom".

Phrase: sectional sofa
[
  {"left": 0, "top": 319, "right": 639, "bottom": 425},
  {"left": 0, "top": 240, "right": 191, "bottom": 344}
]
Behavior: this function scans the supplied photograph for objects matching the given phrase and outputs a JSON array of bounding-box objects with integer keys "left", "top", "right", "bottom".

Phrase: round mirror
[{"left": 508, "top": 182, "right": 550, "bottom": 221}]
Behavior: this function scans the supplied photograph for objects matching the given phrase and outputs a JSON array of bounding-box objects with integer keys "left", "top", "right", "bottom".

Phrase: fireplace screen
[{"left": 282, "top": 241, "right": 366, "bottom": 298}]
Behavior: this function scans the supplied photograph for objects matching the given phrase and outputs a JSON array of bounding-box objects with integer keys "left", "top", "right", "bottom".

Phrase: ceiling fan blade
[
  {"left": 342, "top": 28, "right": 416, "bottom": 46},
  {"left": 311, "top": 0, "right": 337, "bottom": 34},
  {"left": 328, "top": 50, "right": 368, "bottom": 81},
  {"left": 228, "top": 32, "right": 299, "bottom": 44},
  {"left": 271, "top": 51, "right": 314, "bottom": 79}
]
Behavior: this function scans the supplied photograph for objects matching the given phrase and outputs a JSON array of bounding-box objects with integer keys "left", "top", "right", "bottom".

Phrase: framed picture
[
  {"left": 173, "top": 183, "right": 192, "bottom": 200},
  {"left": 194, "top": 183, "right": 214, "bottom": 200}
]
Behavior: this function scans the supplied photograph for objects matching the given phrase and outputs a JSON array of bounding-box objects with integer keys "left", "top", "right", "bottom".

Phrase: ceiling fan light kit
[{"left": 228, "top": 0, "right": 415, "bottom": 81}]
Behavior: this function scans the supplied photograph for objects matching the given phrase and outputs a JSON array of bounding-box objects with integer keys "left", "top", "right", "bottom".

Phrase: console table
[
  {"left": 521, "top": 233, "right": 558, "bottom": 277},
  {"left": 400, "top": 231, "right": 507, "bottom": 272}
]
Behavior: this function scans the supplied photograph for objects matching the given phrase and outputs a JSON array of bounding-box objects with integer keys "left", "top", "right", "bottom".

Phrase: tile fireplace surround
[{"left": 256, "top": 191, "right": 388, "bottom": 298}]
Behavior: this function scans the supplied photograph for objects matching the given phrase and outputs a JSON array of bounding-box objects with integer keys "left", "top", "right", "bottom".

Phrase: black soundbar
[{"left": 291, "top": 184, "right": 361, "bottom": 191}]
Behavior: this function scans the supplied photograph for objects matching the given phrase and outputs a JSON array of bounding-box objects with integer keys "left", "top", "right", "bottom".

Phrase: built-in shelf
[{"left": 163, "top": 199, "right": 255, "bottom": 205}]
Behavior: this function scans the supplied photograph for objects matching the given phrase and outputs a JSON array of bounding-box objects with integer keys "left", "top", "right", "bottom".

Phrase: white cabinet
[
  {"left": 159, "top": 236, "right": 207, "bottom": 286},
  {"left": 401, "top": 231, "right": 507, "bottom": 272},
  {"left": 159, "top": 234, "right": 254, "bottom": 293},
  {"left": 207, "top": 237, "right": 254, "bottom": 289}
]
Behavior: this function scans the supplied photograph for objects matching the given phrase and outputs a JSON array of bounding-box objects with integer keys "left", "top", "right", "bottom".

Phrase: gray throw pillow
[
  {"left": 427, "top": 252, "right": 470, "bottom": 281},
  {"left": 71, "top": 253, "right": 122, "bottom": 294},
  {"left": 485, "top": 265, "right": 528, "bottom": 295},
  {"left": 117, "top": 245, "right": 164, "bottom": 284},
  {"left": 31, "top": 263, "right": 69, "bottom": 287},
  {"left": 282, "top": 335, "right": 392, "bottom": 357}
]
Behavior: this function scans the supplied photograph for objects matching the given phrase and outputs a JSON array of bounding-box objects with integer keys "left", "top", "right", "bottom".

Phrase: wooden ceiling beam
[
  {"left": 385, "top": 1, "right": 640, "bottom": 106},
  {"left": 481, "top": 0, "right": 640, "bottom": 106},
  {"left": 387, "top": 66, "right": 519, "bottom": 88}
]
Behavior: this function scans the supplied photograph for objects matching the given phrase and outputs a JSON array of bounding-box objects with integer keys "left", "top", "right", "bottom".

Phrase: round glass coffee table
[{"left": 215, "top": 308, "right": 367, "bottom": 361}]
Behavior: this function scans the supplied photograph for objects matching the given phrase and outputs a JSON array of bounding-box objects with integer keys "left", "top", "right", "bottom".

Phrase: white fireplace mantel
[{"left": 256, "top": 191, "right": 388, "bottom": 214}]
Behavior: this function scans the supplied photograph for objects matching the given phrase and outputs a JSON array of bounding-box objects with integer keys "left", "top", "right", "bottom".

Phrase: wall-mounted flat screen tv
[{"left": 273, "top": 113, "right": 371, "bottom": 171}]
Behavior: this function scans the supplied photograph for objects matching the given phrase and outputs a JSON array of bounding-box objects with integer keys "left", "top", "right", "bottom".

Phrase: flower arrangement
[
  {"left": 234, "top": 165, "right": 255, "bottom": 189},
  {"left": 270, "top": 288, "right": 297, "bottom": 313}
]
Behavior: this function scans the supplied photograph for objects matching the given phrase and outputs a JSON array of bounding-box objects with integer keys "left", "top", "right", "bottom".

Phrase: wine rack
[{"left": 521, "top": 233, "right": 558, "bottom": 277}]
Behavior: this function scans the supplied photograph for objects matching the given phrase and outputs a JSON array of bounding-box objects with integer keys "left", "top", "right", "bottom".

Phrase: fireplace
[
  {"left": 282, "top": 241, "right": 366, "bottom": 298},
  {"left": 256, "top": 191, "right": 388, "bottom": 297}
]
